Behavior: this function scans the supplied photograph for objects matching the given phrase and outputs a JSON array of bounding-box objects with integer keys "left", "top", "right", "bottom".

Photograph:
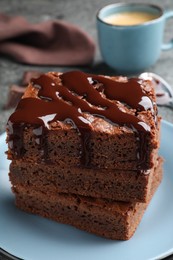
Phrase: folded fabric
[{"left": 0, "top": 13, "right": 95, "bottom": 65}]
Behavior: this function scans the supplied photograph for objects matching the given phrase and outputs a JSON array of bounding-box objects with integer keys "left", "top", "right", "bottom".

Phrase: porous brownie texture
[
  {"left": 7, "top": 125, "right": 160, "bottom": 170},
  {"left": 9, "top": 157, "right": 159, "bottom": 202},
  {"left": 13, "top": 157, "right": 163, "bottom": 240}
]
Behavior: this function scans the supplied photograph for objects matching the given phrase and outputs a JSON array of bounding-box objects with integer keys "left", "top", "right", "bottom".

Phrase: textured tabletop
[{"left": 0, "top": 0, "right": 173, "bottom": 259}]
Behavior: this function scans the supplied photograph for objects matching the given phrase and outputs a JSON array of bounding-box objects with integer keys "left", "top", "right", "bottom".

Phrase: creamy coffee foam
[{"left": 104, "top": 11, "right": 159, "bottom": 26}]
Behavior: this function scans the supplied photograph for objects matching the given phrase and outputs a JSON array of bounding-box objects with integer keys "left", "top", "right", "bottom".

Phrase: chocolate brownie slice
[
  {"left": 12, "top": 157, "right": 163, "bottom": 240},
  {"left": 9, "top": 157, "right": 159, "bottom": 202},
  {"left": 7, "top": 71, "right": 160, "bottom": 170}
]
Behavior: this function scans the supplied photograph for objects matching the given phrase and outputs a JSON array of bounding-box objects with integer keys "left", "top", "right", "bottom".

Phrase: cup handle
[{"left": 162, "top": 11, "right": 173, "bottom": 50}]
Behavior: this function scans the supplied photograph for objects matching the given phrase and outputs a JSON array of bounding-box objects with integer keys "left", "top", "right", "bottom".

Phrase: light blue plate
[{"left": 0, "top": 120, "right": 173, "bottom": 260}]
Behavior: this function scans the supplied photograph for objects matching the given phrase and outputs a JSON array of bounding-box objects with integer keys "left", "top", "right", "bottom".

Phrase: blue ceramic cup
[{"left": 97, "top": 3, "right": 173, "bottom": 73}]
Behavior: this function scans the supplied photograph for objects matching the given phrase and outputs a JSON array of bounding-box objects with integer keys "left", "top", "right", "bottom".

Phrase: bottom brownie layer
[{"left": 12, "top": 158, "right": 163, "bottom": 240}]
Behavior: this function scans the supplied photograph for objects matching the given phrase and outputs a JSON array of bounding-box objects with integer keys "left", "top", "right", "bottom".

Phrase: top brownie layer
[{"left": 6, "top": 71, "right": 160, "bottom": 170}]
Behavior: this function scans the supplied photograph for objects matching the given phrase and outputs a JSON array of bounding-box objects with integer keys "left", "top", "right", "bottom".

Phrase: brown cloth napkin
[{"left": 0, "top": 14, "right": 95, "bottom": 65}]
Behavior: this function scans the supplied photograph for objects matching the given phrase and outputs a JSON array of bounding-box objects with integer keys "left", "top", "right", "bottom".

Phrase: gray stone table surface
[{"left": 0, "top": 0, "right": 173, "bottom": 259}]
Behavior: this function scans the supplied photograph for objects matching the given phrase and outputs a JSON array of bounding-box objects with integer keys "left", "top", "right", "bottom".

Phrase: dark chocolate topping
[{"left": 7, "top": 71, "right": 154, "bottom": 168}]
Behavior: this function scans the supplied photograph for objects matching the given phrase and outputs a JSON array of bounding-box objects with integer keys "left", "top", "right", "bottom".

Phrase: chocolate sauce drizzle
[{"left": 7, "top": 71, "right": 154, "bottom": 168}]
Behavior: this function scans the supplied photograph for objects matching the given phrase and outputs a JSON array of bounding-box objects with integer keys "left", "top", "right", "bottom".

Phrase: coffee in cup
[
  {"left": 103, "top": 11, "right": 159, "bottom": 26},
  {"left": 97, "top": 3, "right": 173, "bottom": 73}
]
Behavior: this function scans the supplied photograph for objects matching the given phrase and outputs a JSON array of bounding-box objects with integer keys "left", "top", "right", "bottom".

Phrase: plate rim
[{"left": 0, "top": 247, "right": 22, "bottom": 260}]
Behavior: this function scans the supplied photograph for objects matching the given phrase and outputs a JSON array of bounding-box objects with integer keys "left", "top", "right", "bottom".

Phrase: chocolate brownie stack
[{"left": 7, "top": 71, "right": 162, "bottom": 240}]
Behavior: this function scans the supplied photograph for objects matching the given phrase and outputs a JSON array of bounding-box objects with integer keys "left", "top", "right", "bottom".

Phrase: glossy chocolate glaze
[{"left": 7, "top": 71, "right": 154, "bottom": 168}]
